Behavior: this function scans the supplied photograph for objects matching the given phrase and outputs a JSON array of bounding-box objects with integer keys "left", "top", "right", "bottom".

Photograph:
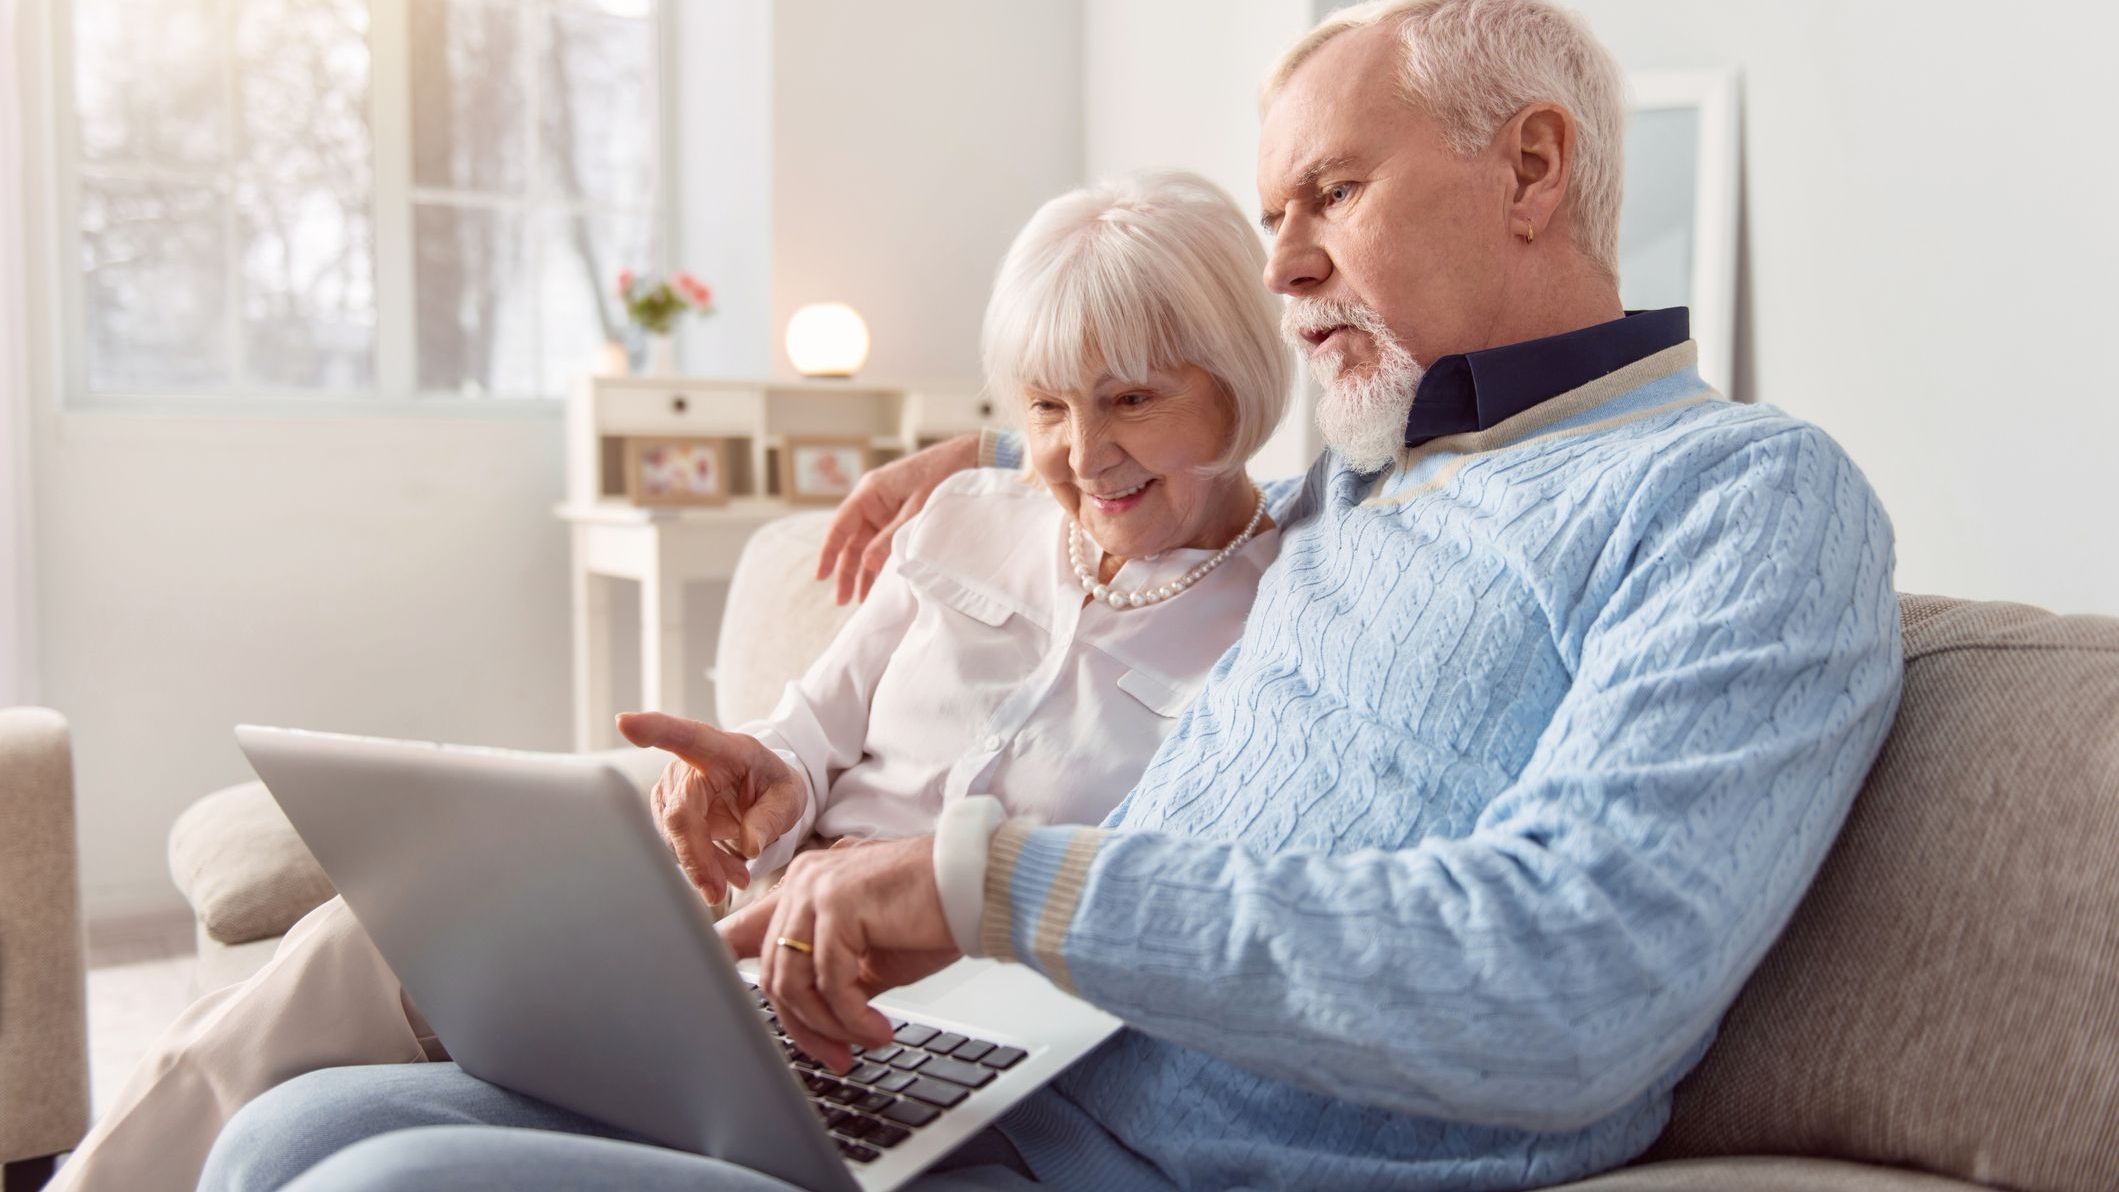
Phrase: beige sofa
[
  {"left": 9, "top": 512, "right": 2116, "bottom": 1190},
  {"left": 0, "top": 708, "right": 91, "bottom": 1192}
]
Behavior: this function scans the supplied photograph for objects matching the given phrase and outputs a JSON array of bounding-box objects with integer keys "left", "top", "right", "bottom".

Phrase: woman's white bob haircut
[{"left": 981, "top": 170, "right": 1291, "bottom": 474}]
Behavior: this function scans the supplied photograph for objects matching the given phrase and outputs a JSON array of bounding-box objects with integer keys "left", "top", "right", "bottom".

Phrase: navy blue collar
[{"left": 1402, "top": 307, "right": 1691, "bottom": 448}]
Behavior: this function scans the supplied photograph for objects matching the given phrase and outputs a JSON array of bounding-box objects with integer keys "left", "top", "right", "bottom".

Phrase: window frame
[{"left": 48, "top": 0, "right": 680, "bottom": 417}]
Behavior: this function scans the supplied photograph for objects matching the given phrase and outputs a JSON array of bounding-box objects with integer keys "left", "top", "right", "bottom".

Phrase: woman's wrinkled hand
[
  {"left": 816, "top": 432, "right": 980, "bottom": 605},
  {"left": 615, "top": 711, "right": 806, "bottom": 904}
]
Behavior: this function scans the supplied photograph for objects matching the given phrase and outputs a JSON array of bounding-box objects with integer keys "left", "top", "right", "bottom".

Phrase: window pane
[
  {"left": 80, "top": 178, "right": 231, "bottom": 389},
  {"left": 236, "top": 0, "right": 374, "bottom": 388},
  {"left": 410, "top": 0, "right": 529, "bottom": 194},
  {"left": 72, "top": 0, "right": 228, "bottom": 168},
  {"left": 543, "top": 5, "right": 658, "bottom": 207},
  {"left": 414, "top": 203, "right": 535, "bottom": 395},
  {"left": 537, "top": 208, "right": 657, "bottom": 391}
]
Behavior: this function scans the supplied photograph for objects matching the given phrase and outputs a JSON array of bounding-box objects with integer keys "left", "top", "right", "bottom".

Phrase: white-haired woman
[
  {"left": 57, "top": 169, "right": 1295, "bottom": 1192},
  {"left": 617, "top": 165, "right": 1297, "bottom": 910}
]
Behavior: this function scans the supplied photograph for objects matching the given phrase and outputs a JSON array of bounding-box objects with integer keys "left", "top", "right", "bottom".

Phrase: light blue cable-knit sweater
[{"left": 977, "top": 342, "right": 1903, "bottom": 1190}]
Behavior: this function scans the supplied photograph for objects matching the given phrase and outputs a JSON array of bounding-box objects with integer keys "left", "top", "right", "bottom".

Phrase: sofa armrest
[{"left": 0, "top": 707, "right": 91, "bottom": 1165}]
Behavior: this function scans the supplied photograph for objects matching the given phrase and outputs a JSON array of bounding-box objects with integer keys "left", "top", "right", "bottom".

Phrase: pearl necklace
[{"left": 1070, "top": 489, "right": 1268, "bottom": 610}]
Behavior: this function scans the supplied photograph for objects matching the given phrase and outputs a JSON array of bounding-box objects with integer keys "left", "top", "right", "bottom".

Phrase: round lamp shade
[{"left": 785, "top": 302, "right": 871, "bottom": 378}]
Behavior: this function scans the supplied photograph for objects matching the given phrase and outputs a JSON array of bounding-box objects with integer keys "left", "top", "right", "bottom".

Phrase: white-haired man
[{"left": 202, "top": 2, "right": 1902, "bottom": 1189}]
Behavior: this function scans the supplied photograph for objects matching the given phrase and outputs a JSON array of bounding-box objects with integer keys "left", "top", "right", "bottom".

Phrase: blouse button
[{"left": 983, "top": 734, "right": 1005, "bottom": 752}]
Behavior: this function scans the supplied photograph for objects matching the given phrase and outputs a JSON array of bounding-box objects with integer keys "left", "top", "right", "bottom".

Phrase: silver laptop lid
[{"left": 234, "top": 724, "right": 860, "bottom": 1192}]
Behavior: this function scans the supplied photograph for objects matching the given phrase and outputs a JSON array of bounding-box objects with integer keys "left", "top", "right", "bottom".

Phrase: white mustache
[{"left": 1280, "top": 297, "right": 1396, "bottom": 343}]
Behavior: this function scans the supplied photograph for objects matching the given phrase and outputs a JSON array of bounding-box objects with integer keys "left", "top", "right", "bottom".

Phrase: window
[{"left": 61, "top": 0, "right": 667, "bottom": 403}]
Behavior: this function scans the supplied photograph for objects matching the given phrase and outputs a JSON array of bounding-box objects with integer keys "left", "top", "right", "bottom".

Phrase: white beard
[{"left": 1282, "top": 297, "right": 1423, "bottom": 474}]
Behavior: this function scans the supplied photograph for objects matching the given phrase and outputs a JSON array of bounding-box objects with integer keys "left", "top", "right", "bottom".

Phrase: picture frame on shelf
[
  {"left": 624, "top": 435, "right": 733, "bottom": 507},
  {"left": 781, "top": 436, "right": 872, "bottom": 506}
]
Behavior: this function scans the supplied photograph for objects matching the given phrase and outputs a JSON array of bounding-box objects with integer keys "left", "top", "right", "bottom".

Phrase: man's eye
[{"left": 1324, "top": 183, "right": 1354, "bottom": 207}]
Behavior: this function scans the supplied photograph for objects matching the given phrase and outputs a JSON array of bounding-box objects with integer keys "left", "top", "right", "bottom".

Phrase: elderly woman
[{"left": 54, "top": 169, "right": 1294, "bottom": 1192}]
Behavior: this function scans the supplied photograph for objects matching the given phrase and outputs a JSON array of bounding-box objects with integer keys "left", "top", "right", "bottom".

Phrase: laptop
[{"left": 233, "top": 724, "right": 1121, "bottom": 1192}]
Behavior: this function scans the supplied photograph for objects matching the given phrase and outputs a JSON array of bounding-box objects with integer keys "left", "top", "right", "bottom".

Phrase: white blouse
[{"left": 741, "top": 468, "right": 1282, "bottom": 877}]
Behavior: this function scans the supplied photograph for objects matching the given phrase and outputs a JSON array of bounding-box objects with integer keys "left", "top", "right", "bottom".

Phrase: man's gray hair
[{"left": 1263, "top": 0, "right": 1627, "bottom": 279}]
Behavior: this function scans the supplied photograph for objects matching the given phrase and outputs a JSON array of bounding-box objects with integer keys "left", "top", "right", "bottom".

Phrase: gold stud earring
[{"left": 1524, "top": 221, "right": 1536, "bottom": 244}]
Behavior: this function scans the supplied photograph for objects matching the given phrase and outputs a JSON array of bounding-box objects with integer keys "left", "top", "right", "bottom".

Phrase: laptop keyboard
[{"left": 748, "top": 986, "right": 1027, "bottom": 1165}]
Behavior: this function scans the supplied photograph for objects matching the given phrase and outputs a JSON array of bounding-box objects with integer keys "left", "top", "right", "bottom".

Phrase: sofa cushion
[
  {"left": 167, "top": 780, "right": 335, "bottom": 945},
  {"left": 1645, "top": 595, "right": 2119, "bottom": 1192},
  {"left": 713, "top": 510, "right": 857, "bottom": 727},
  {"left": 1550, "top": 1156, "right": 1987, "bottom": 1191}
]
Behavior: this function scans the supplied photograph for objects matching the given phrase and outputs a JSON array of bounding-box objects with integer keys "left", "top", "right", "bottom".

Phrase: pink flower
[
  {"left": 616, "top": 268, "right": 635, "bottom": 297},
  {"left": 675, "top": 273, "right": 713, "bottom": 310}
]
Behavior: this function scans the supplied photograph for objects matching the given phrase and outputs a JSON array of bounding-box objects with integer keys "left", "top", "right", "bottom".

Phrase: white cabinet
[{"left": 559, "top": 374, "right": 986, "bottom": 747}]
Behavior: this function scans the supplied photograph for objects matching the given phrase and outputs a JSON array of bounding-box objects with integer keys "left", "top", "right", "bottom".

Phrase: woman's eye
[{"left": 1118, "top": 392, "right": 1150, "bottom": 408}]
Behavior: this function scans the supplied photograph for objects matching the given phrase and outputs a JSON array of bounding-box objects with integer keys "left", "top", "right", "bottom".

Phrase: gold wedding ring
[{"left": 775, "top": 936, "right": 814, "bottom": 955}]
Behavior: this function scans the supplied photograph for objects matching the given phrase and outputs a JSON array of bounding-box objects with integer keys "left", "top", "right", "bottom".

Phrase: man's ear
[{"left": 1501, "top": 103, "right": 1574, "bottom": 241}]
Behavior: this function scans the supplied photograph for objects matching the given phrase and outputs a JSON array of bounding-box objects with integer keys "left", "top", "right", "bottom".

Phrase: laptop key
[
  {"left": 925, "top": 1032, "right": 968, "bottom": 1054},
  {"left": 837, "top": 1114, "right": 879, "bottom": 1140},
  {"left": 980, "top": 1046, "right": 1027, "bottom": 1070},
  {"left": 854, "top": 1091, "right": 895, "bottom": 1113},
  {"left": 950, "top": 1040, "right": 994, "bottom": 1063},
  {"left": 823, "top": 1107, "right": 853, "bottom": 1129},
  {"left": 867, "top": 1122, "right": 912, "bottom": 1149},
  {"left": 826, "top": 1083, "right": 866, "bottom": 1105},
  {"left": 873, "top": 1070, "right": 916, "bottom": 1092},
  {"left": 914, "top": 1057, "right": 996, "bottom": 1089},
  {"left": 887, "top": 1051, "right": 928, "bottom": 1071},
  {"left": 904, "top": 1076, "right": 970, "bottom": 1107},
  {"left": 880, "top": 1099, "right": 941, "bottom": 1127},
  {"left": 835, "top": 1139, "right": 881, "bottom": 1164},
  {"left": 863, "top": 1044, "right": 903, "bottom": 1064},
  {"left": 847, "top": 1061, "right": 892, "bottom": 1085},
  {"left": 892, "top": 1023, "right": 939, "bottom": 1047}
]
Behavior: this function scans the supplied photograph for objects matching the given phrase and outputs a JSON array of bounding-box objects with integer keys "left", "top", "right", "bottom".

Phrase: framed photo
[
  {"left": 1619, "top": 69, "right": 1741, "bottom": 398},
  {"left": 624, "top": 436, "right": 732, "bottom": 507},
  {"left": 781, "top": 436, "right": 871, "bottom": 505}
]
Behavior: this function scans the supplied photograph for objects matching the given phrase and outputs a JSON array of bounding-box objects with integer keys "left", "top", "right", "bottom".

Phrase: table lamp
[{"left": 785, "top": 302, "right": 871, "bottom": 379}]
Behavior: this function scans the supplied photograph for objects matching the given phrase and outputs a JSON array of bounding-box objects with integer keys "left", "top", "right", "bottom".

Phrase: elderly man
[{"left": 203, "top": 1, "right": 1901, "bottom": 1189}]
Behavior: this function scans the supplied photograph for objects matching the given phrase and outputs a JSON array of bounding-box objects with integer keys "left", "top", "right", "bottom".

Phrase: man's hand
[
  {"left": 616, "top": 711, "right": 806, "bottom": 904},
  {"left": 816, "top": 432, "right": 980, "bottom": 605},
  {"left": 719, "top": 837, "right": 961, "bottom": 1072}
]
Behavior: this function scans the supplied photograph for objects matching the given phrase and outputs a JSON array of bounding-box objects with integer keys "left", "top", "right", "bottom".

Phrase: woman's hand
[
  {"left": 718, "top": 837, "right": 961, "bottom": 1073},
  {"left": 816, "top": 433, "right": 979, "bottom": 605},
  {"left": 615, "top": 711, "right": 806, "bottom": 904}
]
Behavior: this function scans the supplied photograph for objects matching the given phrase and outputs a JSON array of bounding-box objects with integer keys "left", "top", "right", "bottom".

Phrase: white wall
[
  {"left": 771, "top": 0, "right": 1084, "bottom": 389},
  {"left": 1080, "top": 0, "right": 1322, "bottom": 481},
  {"left": 0, "top": 0, "right": 35, "bottom": 709},
  {"left": 33, "top": 412, "right": 581, "bottom": 920},
  {"left": 1568, "top": 0, "right": 2119, "bottom": 615},
  {"left": 26, "top": 0, "right": 1084, "bottom": 923}
]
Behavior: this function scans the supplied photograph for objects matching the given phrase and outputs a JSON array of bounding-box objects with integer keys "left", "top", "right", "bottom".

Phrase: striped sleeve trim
[
  {"left": 977, "top": 427, "right": 1023, "bottom": 470},
  {"left": 978, "top": 820, "right": 1108, "bottom": 994}
]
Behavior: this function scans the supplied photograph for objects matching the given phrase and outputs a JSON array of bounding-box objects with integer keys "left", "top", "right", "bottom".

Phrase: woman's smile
[{"left": 1084, "top": 478, "right": 1155, "bottom": 516}]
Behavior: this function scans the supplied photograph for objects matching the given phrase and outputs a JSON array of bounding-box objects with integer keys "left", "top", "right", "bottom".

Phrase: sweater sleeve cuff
[
  {"left": 978, "top": 820, "right": 1108, "bottom": 994},
  {"left": 977, "top": 427, "right": 1023, "bottom": 471},
  {"left": 932, "top": 795, "right": 1006, "bottom": 954}
]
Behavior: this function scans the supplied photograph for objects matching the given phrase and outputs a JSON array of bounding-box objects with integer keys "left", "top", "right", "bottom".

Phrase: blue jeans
[{"left": 198, "top": 1062, "right": 1039, "bottom": 1192}]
